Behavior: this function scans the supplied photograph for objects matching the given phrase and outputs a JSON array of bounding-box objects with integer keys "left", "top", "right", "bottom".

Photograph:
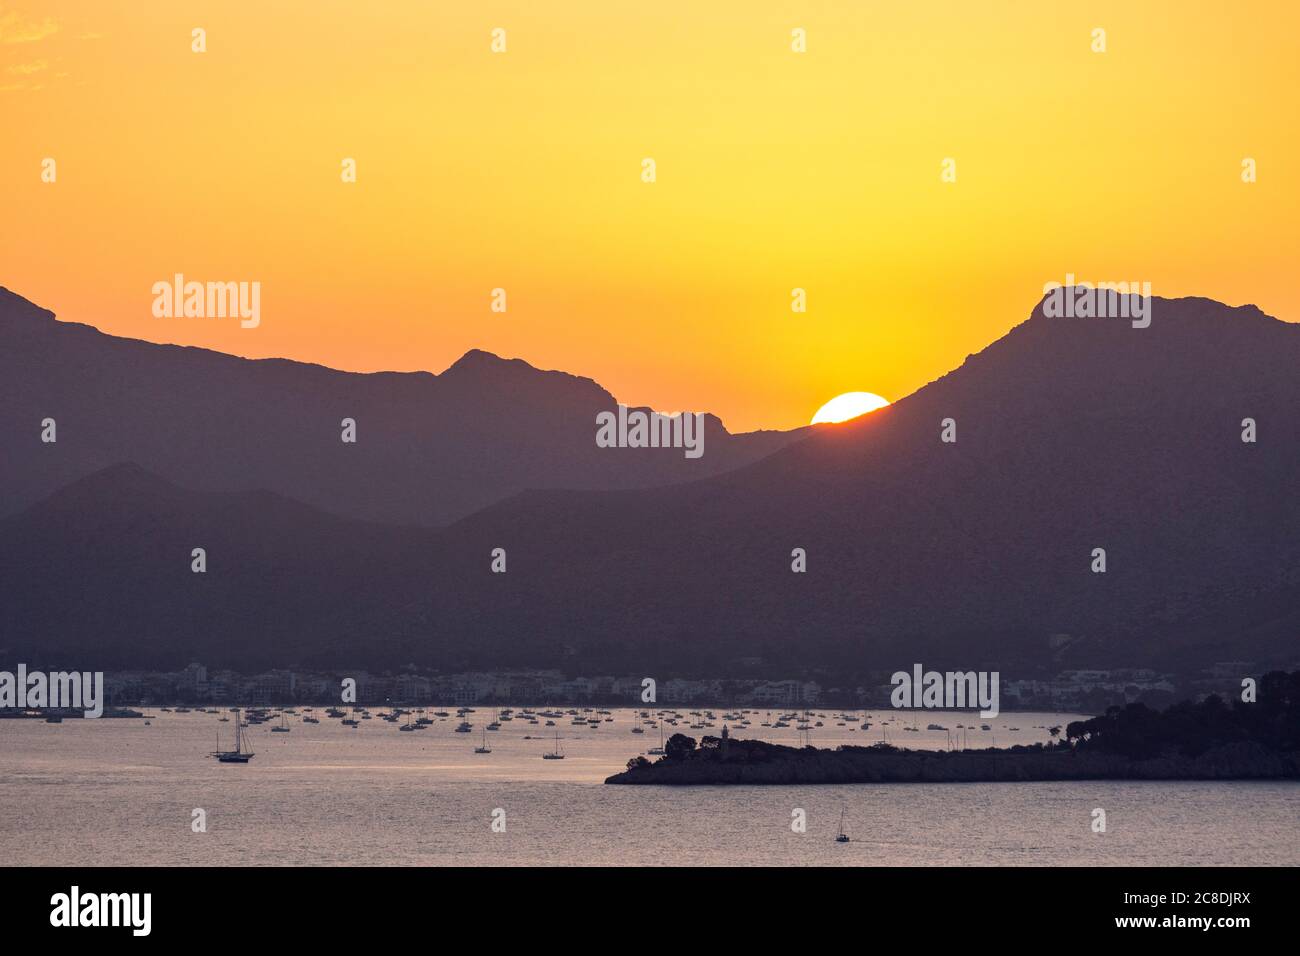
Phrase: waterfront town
[{"left": 0, "top": 660, "right": 1276, "bottom": 714}]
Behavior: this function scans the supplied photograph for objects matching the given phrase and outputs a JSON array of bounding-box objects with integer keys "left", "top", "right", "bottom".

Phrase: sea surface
[{"left": 1, "top": 707, "right": 1295, "bottom": 866}]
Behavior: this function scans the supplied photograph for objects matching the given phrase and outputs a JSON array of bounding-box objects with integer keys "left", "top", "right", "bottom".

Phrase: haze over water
[{"left": 2, "top": 708, "right": 1294, "bottom": 866}]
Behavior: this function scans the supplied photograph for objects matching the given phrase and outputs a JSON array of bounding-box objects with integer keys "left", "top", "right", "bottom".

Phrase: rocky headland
[{"left": 605, "top": 735, "right": 1300, "bottom": 785}]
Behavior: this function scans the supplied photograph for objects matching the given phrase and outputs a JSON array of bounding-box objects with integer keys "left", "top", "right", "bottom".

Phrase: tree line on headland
[
  {"left": 608, "top": 671, "right": 1300, "bottom": 784},
  {"left": 1064, "top": 670, "right": 1299, "bottom": 759}
]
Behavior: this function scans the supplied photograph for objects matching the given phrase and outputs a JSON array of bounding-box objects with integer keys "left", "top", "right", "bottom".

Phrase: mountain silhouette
[
  {"left": 408, "top": 295, "right": 1300, "bottom": 674},
  {"left": 2, "top": 292, "right": 1297, "bottom": 674},
  {"left": 0, "top": 287, "right": 804, "bottom": 527},
  {"left": 0, "top": 462, "right": 429, "bottom": 669}
]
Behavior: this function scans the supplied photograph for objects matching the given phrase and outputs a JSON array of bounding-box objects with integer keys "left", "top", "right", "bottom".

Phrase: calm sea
[{"left": 1, "top": 707, "right": 1295, "bottom": 866}]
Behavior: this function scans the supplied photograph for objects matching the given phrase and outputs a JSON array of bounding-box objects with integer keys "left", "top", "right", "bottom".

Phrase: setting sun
[{"left": 810, "top": 392, "right": 891, "bottom": 425}]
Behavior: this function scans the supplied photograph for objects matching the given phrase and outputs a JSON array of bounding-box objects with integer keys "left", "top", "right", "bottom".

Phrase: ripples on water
[{"left": 1, "top": 708, "right": 1295, "bottom": 865}]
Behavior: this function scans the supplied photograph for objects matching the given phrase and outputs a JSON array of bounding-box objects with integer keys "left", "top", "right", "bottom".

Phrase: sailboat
[
  {"left": 212, "top": 709, "right": 255, "bottom": 763},
  {"left": 647, "top": 721, "right": 666, "bottom": 756},
  {"left": 474, "top": 729, "right": 492, "bottom": 754},
  {"left": 835, "top": 809, "right": 850, "bottom": 843},
  {"left": 541, "top": 730, "right": 565, "bottom": 759},
  {"left": 271, "top": 713, "right": 290, "bottom": 733}
]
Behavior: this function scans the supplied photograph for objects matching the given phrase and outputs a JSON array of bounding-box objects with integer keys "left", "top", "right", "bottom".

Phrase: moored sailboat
[
  {"left": 212, "top": 709, "right": 255, "bottom": 763},
  {"left": 542, "top": 730, "right": 565, "bottom": 759}
]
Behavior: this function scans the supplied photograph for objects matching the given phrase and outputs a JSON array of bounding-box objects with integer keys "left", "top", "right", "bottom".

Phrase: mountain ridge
[
  {"left": 0, "top": 287, "right": 807, "bottom": 527},
  {"left": 2, "top": 290, "right": 1297, "bottom": 675}
]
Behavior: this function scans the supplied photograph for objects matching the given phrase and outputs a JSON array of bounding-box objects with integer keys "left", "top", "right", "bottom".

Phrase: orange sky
[{"left": 2, "top": 1, "right": 1297, "bottom": 431}]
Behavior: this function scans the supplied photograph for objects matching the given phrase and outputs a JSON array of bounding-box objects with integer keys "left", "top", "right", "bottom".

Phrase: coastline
[{"left": 605, "top": 737, "right": 1300, "bottom": 785}]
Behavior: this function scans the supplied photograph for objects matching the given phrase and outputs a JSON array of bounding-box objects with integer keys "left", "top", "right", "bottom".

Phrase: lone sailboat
[
  {"left": 474, "top": 729, "right": 492, "bottom": 754},
  {"left": 835, "top": 809, "right": 850, "bottom": 843},
  {"left": 212, "top": 709, "right": 254, "bottom": 763},
  {"left": 542, "top": 730, "right": 565, "bottom": 760}
]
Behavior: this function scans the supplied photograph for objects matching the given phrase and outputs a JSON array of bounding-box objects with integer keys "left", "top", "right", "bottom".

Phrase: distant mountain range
[
  {"left": 404, "top": 294, "right": 1300, "bottom": 676},
  {"left": 0, "top": 287, "right": 803, "bottom": 527},
  {"left": 2, "top": 288, "right": 1297, "bottom": 676}
]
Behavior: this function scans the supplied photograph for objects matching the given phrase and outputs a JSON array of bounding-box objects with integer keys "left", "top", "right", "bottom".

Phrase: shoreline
[{"left": 605, "top": 737, "right": 1300, "bottom": 785}]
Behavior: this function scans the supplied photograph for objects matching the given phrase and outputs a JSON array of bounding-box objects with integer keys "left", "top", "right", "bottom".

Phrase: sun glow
[
  {"left": 811, "top": 392, "right": 891, "bottom": 425},
  {"left": 2, "top": 2, "right": 1297, "bottom": 433}
]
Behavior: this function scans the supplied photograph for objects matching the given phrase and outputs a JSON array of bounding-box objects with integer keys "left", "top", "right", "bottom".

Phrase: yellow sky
[{"left": 2, "top": 1, "right": 1297, "bottom": 431}]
